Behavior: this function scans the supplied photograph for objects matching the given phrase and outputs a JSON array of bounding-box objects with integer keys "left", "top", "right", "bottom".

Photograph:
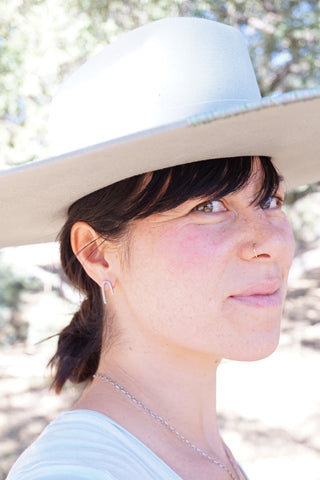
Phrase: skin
[{"left": 71, "top": 158, "right": 295, "bottom": 480}]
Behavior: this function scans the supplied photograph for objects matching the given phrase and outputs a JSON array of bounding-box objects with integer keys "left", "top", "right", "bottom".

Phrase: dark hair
[{"left": 49, "top": 156, "right": 280, "bottom": 393}]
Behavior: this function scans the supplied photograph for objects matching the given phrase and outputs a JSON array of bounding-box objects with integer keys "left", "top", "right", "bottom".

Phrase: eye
[
  {"left": 260, "top": 195, "right": 283, "bottom": 210},
  {"left": 194, "top": 199, "right": 227, "bottom": 213}
]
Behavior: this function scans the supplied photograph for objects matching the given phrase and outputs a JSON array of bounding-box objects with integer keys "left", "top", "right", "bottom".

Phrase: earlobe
[{"left": 70, "top": 221, "right": 111, "bottom": 285}]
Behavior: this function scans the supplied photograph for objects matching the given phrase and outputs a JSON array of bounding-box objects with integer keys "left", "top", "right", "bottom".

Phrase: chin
[
  {"left": 227, "top": 329, "right": 281, "bottom": 362},
  {"left": 244, "top": 343, "right": 279, "bottom": 362}
]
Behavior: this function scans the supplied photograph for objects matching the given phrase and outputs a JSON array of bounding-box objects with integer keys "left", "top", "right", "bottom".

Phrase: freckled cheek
[{"left": 156, "top": 228, "right": 230, "bottom": 273}]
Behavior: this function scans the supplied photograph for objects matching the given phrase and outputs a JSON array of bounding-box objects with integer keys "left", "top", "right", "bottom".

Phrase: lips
[{"left": 229, "top": 280, "right": 283, "bottom": 308}]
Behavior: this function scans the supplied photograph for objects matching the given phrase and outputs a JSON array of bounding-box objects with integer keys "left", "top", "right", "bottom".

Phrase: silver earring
[
  {"left": 101, "top": 280, "right": 114, "bottom": 304},
  {"left": 252, "top": 243, "right": 258, "bottom": 259}
]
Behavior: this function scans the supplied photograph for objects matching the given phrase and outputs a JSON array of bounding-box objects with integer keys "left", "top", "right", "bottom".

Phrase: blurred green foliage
[
  {"left": 0, "top": 255, "right": 42, "bottom": 345},
  {"left": 286, "top": 189, "right": 320, "bottom": 252}
]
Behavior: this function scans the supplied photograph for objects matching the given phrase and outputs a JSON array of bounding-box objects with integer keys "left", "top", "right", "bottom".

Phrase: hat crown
[{"left": 50, "top": 17, "right": 261, "bottom": 156}]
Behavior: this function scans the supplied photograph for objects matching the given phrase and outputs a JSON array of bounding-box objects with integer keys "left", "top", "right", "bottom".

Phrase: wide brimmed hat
[{"left": 1, "top": 17, "right": 320, "bottom": 248}]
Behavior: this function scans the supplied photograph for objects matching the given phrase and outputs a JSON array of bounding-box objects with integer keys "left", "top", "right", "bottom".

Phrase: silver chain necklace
[{"left": 93, "top": 373, "right": 241, "bottom": 480}]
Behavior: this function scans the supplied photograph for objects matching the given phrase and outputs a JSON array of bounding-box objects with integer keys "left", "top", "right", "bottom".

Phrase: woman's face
[{"left": 111, "top": 159, "right": 295, "bottom": 362}]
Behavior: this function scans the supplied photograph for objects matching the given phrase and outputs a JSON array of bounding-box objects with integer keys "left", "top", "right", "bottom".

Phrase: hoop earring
[{"left": 101, "top": 280, "right": 114, "bottom": 305}]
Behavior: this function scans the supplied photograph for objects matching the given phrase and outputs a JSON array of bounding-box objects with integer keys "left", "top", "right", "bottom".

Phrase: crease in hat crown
[{"left": 49, "top": 16, "right": 261, "bottom": 157}]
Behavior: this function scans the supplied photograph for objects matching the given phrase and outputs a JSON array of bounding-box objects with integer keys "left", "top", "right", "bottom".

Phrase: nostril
[{"left": 256, "top": 253, "right": 270, "bottom": 259}]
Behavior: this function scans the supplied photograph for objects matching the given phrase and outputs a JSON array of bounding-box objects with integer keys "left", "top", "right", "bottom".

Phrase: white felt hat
[{"left": 1, "top": 17, "right": 320, "bottom": 248}]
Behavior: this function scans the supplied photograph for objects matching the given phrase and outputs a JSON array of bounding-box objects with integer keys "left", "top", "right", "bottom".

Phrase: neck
[{"left": 90, "top": 334, "right": 222, "bottom": 453}]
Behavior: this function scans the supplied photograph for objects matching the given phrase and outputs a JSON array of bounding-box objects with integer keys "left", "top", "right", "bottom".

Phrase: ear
[{"left": 70, "top": 221, "right": 117, "bottom": 287}]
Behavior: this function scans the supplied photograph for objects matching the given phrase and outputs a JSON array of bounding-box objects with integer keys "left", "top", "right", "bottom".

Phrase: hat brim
[{"left": 1, "top": 88, "right": 320, "bottom": 248}]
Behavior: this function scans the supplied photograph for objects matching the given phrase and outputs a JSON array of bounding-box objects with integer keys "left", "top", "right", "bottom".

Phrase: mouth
[
  {"left": 229, "top": 290, "right": 282, "bottom": 308},
  {"left": 229, "top": 281, "right": 283, "bottom": 308}
]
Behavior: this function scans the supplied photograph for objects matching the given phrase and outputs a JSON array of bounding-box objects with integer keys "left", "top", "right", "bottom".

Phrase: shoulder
[
  {"left": 6, "top": 410, "right": 114, "bottom": 480},
  {"left": 6, "top": 410, "right": 180, "bottom": 480}
]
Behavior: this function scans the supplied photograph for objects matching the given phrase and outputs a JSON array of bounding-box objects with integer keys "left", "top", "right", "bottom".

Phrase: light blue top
[
  {"left": 6, "top": 409, "right": 183, "bottom": 480},
  {"left": 7, "top": 409, "right": 249, "bottom": 480}
]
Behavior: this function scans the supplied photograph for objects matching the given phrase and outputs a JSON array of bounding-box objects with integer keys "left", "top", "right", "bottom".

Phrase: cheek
[
  {"left": 130, "top": 224, "right": 232, "bottom": 327},
  {"left": 130, "top": 225, "right": 228, "bottom": 316},
  {"left": 153, "top": 224, "right": 231, "bottom": 276},
  {"left": 127, "top": 227, "right": 227, "bottom": 348}
]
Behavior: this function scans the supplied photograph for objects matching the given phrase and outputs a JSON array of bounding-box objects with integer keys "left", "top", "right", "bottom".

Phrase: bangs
[
  {"left": 132, "top": 156, "right": 281, "bottom": 218},
  {"left": 67, "top": 156, "right": 281, "bottom": 239}
]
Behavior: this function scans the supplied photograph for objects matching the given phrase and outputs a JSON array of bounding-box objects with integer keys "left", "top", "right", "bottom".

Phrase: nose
[{"left": 237, "top": 208, "right": 295, "bottom": 263}]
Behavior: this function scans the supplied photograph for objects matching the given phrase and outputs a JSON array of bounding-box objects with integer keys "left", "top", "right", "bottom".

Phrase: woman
[{"left": 3, "top": 16, "right": 320, "bottom": 480}]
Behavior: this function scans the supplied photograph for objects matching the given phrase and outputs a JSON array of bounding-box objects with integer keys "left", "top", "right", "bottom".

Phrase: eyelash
[
  {"left": 193, "top": 199, "right": 226, "bottom": 213},
  {"left": 194, "top": 195, "right": 284, "bottom": 213},
  {"left": 259, "top": 195, "right": 284, "bottom": 210}
]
